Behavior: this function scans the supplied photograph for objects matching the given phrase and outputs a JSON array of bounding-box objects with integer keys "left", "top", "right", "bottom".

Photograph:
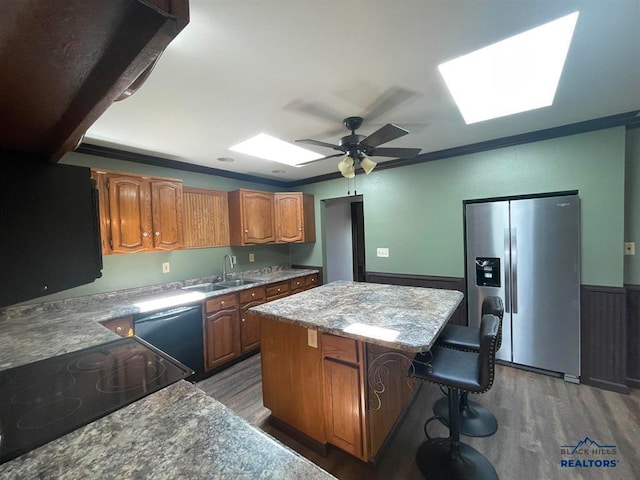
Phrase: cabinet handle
[
  {"left": 155, "top": 231, "right": 160, "bottom": 236},
  {"left": 142, "top": 232, "right": 148, "bottom": 237},
  {"left": 242, "top": 318, "right": 245, "bottom": 322},
  {"left": 116, "top": 326, "right": 122, "bottom": 333},
  {"left": 245, "top": 229, "right": 249, "bottom": 233},
  {"left": 277, "top": 288, "right": 280, "bottom": 292},
  {"left": 221, "top": 301, "right": 225, "bottom": 305},
  {"left": 251, "top": 293, "right": 255, "bottom": 297}
]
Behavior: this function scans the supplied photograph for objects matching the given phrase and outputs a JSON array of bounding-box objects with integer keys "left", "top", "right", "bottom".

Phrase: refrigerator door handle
[
  {"left": 504, "top": 227, "right": 511, "bottom": 313},
  {"left": 511, "top": 227, "right": 518, "bottom": 313}
]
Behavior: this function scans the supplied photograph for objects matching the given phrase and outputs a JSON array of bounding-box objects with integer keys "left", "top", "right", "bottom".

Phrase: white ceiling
[{"left": 85, "top": 0, "right": 640, "bottom": 183}]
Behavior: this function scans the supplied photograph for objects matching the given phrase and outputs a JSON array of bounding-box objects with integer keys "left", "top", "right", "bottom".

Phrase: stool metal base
[
  {"left": 416, "top": 439, "right": 499, "bottom": 480},
  {"left": 433, "top": 396, "right": 498, "bottom": 437}
]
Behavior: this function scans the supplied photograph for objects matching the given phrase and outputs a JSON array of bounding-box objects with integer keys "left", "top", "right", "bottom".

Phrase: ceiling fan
[{"left": 295, "top": 116, "right": 421, "bottom": 177}]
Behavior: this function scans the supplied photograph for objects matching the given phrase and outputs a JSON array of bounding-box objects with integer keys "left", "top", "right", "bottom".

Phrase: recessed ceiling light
[
  {"left": 438, "top": 11, "right": 579, "bottom": 124},
  {"left": 217, "top": 157, "right": 235, "bottom": 163},
  {"left": 272, "top": 169, "right": 285, "bottom": 174},
  {"left": 229, "top": 133, "right": 324, "bottom": 166}
]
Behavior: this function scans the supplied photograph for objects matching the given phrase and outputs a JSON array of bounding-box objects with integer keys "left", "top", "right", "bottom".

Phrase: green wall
[
  {"left": 25, "top": 153, "right": 290, "bottom": 303},
  {"left": 291, "top": 127, "right": 627, "bottom": 287},
  {"left": 625, "top": 128, "right": 640, "bottom": 285}
]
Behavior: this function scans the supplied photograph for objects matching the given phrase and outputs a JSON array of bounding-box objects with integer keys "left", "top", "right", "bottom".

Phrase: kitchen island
[
  {"left": 250, "top": 281, "right": 463, "bottom": 461},
  {"left": 0, "top": 268, "right": 334, "bottom": 479}
]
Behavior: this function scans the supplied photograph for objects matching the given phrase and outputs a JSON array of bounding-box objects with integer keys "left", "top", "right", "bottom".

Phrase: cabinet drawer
[
  {"left": 239, "top": 286, "right": 266, "bottom": 305},
  {"left": 322, "top": 334, "right": 358, "bottom": 364},
  {"left": 206, "top": 294, "right": 237, "bottom": 313},
  {"left": 305, "top": 274, "right": 318, "bottom": 287},
  {"left": 289, "top": 277, "right": 305, "bottom": 291},
  {"left": 266, "top": 282, "right": 289, "bottom": 299}
]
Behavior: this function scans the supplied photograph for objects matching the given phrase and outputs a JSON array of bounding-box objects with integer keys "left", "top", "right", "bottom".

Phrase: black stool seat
[
  {"left": 436, "top": 324, "right": 480, "bottom": 351},
  {"left": 412, "top": 314, "right": 500, "bottom": 480}
]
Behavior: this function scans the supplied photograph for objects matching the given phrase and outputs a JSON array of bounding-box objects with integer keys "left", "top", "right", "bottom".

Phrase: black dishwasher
[{"left": 133, "top": 304, "right": 204, "bottom": 379}]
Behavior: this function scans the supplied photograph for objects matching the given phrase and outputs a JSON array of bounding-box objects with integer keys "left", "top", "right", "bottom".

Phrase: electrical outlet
[
  {"left": 231, "top": 255, "right": 237, "bottom": 264},
  {"left": 249, "top": 253, "right": 255, "bottom": 262},
  {"left": 307, "top": 329, "right": 318, "bottom": 348},
  {"left": 162, "top": 262, "right": 170, "bottom": 273},
  {"left": 624, "top": 242, "right": 635, "bottom": 255},
  {"left": 376, "top": 247, "right": 389, "bottom": 258}
]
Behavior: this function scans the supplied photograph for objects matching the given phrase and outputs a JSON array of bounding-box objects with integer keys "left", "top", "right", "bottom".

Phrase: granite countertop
[
  {"left": 0, "top": 381, "right": 335, "bottom": 480},
  {"left": 0, "top": 268, "right": 318, "bottom": 371},
  {"left": 0, "top": 267, "right": 332, "bottom": 479},
  {"left": 249, "top": 280, "right": 463, "bottom": 352}
]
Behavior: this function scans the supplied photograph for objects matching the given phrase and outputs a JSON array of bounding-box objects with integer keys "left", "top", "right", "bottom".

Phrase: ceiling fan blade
[
  {"left": 362, "top": 87, "right": 419, "bottom": 122},
  {"left": 284, "top": 100, "right": 344, "bottom": 123},
  {"left": 360, "top": 124, "right": 409, "bottom": 148},
  {"left": 295, "top": 138, "right": 342, "bottom": 150},
  {"left": 370, "top": 147, "right": 421, "bottom": 158},
  {"left": 296, "top": 153, "right": 344, "bottom": 166}
]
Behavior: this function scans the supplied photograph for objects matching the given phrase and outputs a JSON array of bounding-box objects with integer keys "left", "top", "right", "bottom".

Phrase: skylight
[
  {"left": 229, "top": 133, "right": 324, "bottom": 166},
  {"left": 438, "top": 11, "right": 579, "bottom": 124}
]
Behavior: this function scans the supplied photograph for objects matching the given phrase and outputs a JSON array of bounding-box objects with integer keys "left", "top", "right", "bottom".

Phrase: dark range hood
[{"left": 0, "top": 156, "right": 103, "bottom": 307}]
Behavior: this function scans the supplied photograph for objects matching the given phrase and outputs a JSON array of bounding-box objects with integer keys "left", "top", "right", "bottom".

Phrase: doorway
[{"left": 323, "top": 195, "right": 366, "bottom": 283}]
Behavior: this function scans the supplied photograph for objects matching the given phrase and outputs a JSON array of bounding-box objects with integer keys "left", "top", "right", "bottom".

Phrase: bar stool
[
  {"left": 412, "top": 314, "right": 500, "bottom": 480},
  {"left": 433, "top": 296, "right": 504, "bottom": 437}
]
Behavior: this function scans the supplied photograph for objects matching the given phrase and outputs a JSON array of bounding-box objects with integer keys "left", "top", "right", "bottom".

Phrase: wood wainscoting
[
  {"left": 365, "top": 272, "right": 466, "bottom": 325},
  {"left": 580, "top": 285, "right": 629, "bottom": 393},
  {"left": 626, "top": 284, "right": 640, "bottom": 389}
]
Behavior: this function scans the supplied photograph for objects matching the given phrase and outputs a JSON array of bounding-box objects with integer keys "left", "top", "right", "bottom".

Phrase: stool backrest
[
  {"left": 481, "top": 296, "right": 504, "bottom": 351},
  {"left": 477, "top": 313, "right": 500, "bottom": 392}
]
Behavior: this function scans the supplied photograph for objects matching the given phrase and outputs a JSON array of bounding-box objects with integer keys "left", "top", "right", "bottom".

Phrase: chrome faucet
[{"left": 222, "top": 254, "right": 235, "bottom": 281}]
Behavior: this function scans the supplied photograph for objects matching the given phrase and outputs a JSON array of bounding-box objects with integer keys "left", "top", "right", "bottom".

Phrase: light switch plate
[
  {"left": 307, "top": 329, "right": 318, "bottom": 348},
  {"left": 249, "top": 253, "right": 255, "bottom": 262},
  {"left": 162, "top": 262, "right": 170, "bottom": 273},
  {"left": 377, "top": 247, "right": 389, "bottom": 258},
  {"left": 624, "top": 242, "right": 635, "bottom": 255}
]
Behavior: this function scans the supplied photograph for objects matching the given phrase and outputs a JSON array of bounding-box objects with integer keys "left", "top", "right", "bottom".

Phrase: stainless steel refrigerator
[{"left": 465, "top": 194, "right": 580, "bottom": 380}]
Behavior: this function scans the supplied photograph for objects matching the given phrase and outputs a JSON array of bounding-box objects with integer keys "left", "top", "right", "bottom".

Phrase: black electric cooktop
[{"left": 0, "top": 337, "right": 193, "bottom": 465}]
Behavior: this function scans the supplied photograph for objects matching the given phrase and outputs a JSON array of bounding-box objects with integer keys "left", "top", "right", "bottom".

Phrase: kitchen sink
[
  {"left": 217, "top": 279, "right": 258, "bottom": 287},
  {"left": 181, "top": 283, "right": 229, "bottom": 293}
]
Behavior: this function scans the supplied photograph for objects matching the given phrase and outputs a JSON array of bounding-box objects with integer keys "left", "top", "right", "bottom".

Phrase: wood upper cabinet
[
  {"left": 204, "top": 294, "right": 240, "bottom": 371},
  {"left": 228, "top": 189, "right": 276, "bottom": 245},
  {"left": 94, "top": 170, "right": 183, "bottom": 254},
  {"left": 0, "top": 1, "right": 189, "bottom": 162},
  {"left": 183, "top": 187, "right": 230, "bottom": 248},
  {"left": 275, "top": 193, "right": 316, "bottom": 243}
]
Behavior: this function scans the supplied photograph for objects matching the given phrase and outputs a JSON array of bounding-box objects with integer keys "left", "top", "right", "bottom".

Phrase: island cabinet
[
  {"left": 204, "top": 294, "right": 240, "bottom": 371},
  {"left": 274, "top": 193, "right": 315, "bottom": 243},
  {"left": 228, "top": 190, "right": 276, "bottom": 245},
  {"left": 99, "top": 316, "right": 134, "bottom": 338},
  {"left": 92, "top": 170, "right": 184, "bottom": 254},
  {"left": 239, "top": 286, "right": 266, "bottom": 353},
  {"left": 182, "top": 188, "right": 230, "bottom": 248},
  {"left": 260, "top": 325, "right": 418, "bottom": 462}
]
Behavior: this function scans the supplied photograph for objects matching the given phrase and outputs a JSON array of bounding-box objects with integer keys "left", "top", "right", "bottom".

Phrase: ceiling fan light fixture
[
  {"left": 360, "top": 156, "right": 377, "bottom": 174},
  {"left": 338, "top": 156, "right": 355, "bottom": 178}
]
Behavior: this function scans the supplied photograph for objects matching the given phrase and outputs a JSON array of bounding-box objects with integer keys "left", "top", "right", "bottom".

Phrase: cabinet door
[
  {"left": 91, "top": 170, "right": 112, "bottom": 255},
  {"left": 151, "top": 180, "right": 184, "bottom": 250},
  {"left": 108, "top": 175, "right": 153, "bottom": 253},
  {"left": 204, "top": 308, "right": 239, "bottom": 370},
  {"left": 183, "top": 188, "right": 230, "bottom": 247},
  {"left": 275, "top": 193, "right": 303, "bottom": 243},
  {"left": 242, "top": 191, "right": 275, "bottom": 244},
  {"left": 240, "top": 302, "right": 262, "bottom": 353},
  {"left": 324, "top": 358, "right": 363, "bottom": 458}
]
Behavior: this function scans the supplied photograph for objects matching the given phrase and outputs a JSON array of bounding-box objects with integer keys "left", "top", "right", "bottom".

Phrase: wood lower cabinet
[
  {"left": 239, "top": 286, "right": 266, "bottom": 353},
  {"left": 266, "top": 281, "right": 290, "bottom": 301},
  {"left": 228, "top": 189, "right": 276, "bottom": 245},
  {"left": 100, "top": 316, "right": 133, "bottom": 337},
  {"left": 94, "top": 170, "right": 184, "bottom": 254},
  {"left": 204, "top": 294, "right": 240, "bottom": 371},
  {"left": 274, "top": 193, "right": 315, "bottom": 243},
  {"left": 323, "top": 358, "right": 364, "bottom": 458},
  {"left": 182, "top": 187, "right": 230, "bottom": 248}
]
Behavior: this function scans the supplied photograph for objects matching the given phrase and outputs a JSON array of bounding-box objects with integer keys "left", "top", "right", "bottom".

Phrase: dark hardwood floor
[{"left": 197, "top": 353, "right": 640, "bottom": 480}]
